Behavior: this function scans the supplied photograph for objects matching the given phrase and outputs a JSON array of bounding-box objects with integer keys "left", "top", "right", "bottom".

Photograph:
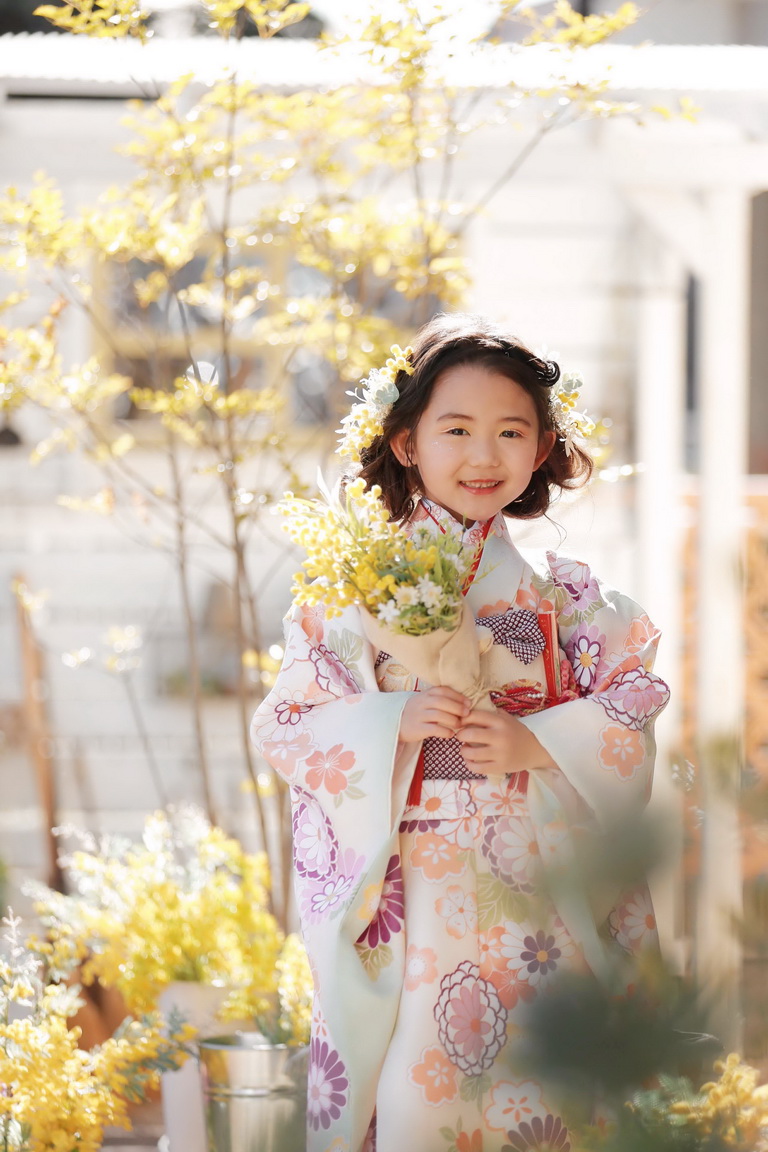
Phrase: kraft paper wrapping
[{"left": 359, "top": 604, "right": 494, "bottom": 711}]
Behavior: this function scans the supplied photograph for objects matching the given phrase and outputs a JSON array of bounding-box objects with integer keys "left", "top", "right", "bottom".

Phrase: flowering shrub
[
  {"left": 280, "top": 477, "right": 476, "bottom": 634},
  {"left": 0, "top": 912, "right": 193, "bottom": 1152},
  {"left": 29, "top": 807, "right": 312, "bottom": 1045},
  {"left": 625, "top": 1054, "right": 768, "bottom": 1151}
]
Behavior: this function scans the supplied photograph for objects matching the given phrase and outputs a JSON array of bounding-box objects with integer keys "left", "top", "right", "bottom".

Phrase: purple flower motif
[
  {"left": 594, "top": 666, "right": 670, "bottom": 730},
  {"left": 547, "top": 554, "right": 601, "bottom": 612},
  {"left": 566, "top": 625, "right": 605, "bottom": 692},
  {"left": 399, "top": 817, "right": 440, "bottom": 834},
  {"left": 307, "top": 1038, "right": 349, "bottom": 1131},
  {"left": 356, "top": 855, "right": 405, "bottom": 949},
  {"left": 519, "top": 931, "right": 561, "bottom": 979},
  {"left": 309, "top": 644, "right": 360, "bottom": 696},
  {"left": 503, "top": 1114, "right": 571, "bottom": 1151},
  {"left": 292, "top": 787, "right": 339, "bottom": 881},
  {"left": 435, "top": 960, "right": 507, "bottom": 1076}
]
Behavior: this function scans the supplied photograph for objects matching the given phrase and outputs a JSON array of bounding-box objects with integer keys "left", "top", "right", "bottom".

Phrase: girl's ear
[
  {"left": 390, "top": 429, "right": 412, "bottom": 467},
  {"left": 534, "top": 430, "right": 557, "bottom": 471}
]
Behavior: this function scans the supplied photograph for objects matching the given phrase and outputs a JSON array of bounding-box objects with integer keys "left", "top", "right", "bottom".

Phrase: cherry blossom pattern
[
  {"left": 598, "top": 724, "right": 645, "bottom": 780},
  {"left": 608, "top": 887, "right": 658, "bottom": 953},
  {"left": 259, "top": 730, "right": 316, "bottom": 781},
  {"left": 484, "top": 1080, "right": 545, "bottom": 1132},
  {"left": 594, "top": 666, "right": 669, "bottom": 730},
  {"left": 438, "top": 782, "right": 482, "bottom": 850},
  {"left": 404, "top": 944, "right": 438, "bottom": 991},
  {"left": 435, "top": 961, "right": 507, "bottom": 1075},
  {"left": 435, "top": 885, "right": 478, "bottom": 940},
  {"left": 309, "top": 643, "right": 361, "bottom": 696},
  {"left": 410, "top": 831, "right": 464, "bottom": 882},
  {"left": 503, "top": 1114, "right": 571, "bottom": 1151},
  {"left": 305, "top": 743, "right": 357, "bottom": 796},
  {"left": 408, "top": 1045, "right": 458, "bottom": 1106},
  {"left": 565, "top": 624, "right": 606, "bottom": 692},
  {"left": 356, "top": 855, "right": 405, "bottom": 949},
  {"left": 546, "top": 553, "right": 601, "bottom": 613},
  {"left": 481, "top": 814, "right": 540, "bottom": 890},
  {"left": 292, "top": 787, "right": 339, "bottom": 882},
  {"left": 472, "top": 775, "right": 527, "bottom": 819},
  {"left": 307, "top": 1038, "right": 349, "bottom": 1131}
]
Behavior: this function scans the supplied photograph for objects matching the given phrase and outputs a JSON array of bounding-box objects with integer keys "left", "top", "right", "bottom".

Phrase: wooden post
[{"left": 13, "top": 576, "right": 64, "bottom": 893}]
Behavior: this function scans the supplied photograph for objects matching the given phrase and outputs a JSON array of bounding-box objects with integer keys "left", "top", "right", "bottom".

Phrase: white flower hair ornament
[
  {"left": 336, "top": 344, "right": 414, "bottom": 464},
  {"left": 549, "top": 370, "right": 595, "bottom": 457}
]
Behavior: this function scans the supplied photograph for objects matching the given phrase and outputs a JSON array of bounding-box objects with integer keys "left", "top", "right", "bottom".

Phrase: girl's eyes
[{"left": 445, "top": 428, "right": 522, "bottom": 439}]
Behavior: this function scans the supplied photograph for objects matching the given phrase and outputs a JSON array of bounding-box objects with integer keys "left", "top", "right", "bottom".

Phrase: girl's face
[{"left": 392, "top": 363, "right": 555, "bottom": 525}]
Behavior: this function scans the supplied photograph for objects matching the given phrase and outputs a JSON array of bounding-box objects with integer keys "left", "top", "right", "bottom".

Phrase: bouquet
[
  {"left": 28, "top": 806, "right": 312, "bottom": 1046},
  {"left": 280, "top": 477, "right": 492, "bottom": 707},
  {"left": 0, "top": 911, "right": 193, "bottom": 1152}
]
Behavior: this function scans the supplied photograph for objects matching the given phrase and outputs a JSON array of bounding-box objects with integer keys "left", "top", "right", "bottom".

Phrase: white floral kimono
[{"left": 250, "top": 502, "right": 669, "bottom": 1152}]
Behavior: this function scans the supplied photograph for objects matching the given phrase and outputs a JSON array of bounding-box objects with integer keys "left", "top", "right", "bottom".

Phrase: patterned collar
[{"left": 412, "top": 497, "right": 508, "bottom": 547}]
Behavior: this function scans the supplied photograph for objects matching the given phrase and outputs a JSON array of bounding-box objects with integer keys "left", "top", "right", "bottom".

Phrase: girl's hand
[
  {"left": 400, "top": 686, "right": 471, "bottom": 744},
  {"left": 457, "top": 709, "right": 558, "bottom": 778}
]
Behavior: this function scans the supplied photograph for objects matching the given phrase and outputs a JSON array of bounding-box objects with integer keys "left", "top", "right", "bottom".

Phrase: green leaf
[{"left": 477, "top": 872, "right": 530, "bottom": 930}]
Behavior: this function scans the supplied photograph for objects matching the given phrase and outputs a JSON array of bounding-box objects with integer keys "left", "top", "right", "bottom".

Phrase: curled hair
[{"left": 358, "top": 312, "right": 593, "bottom": 521}]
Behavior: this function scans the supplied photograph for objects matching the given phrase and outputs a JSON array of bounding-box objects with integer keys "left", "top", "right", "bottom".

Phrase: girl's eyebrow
[{"left": 436, "top": 411, "right": 533, "bottom": 427}]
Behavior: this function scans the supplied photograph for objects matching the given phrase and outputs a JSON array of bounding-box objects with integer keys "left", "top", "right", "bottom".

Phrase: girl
[{"left": 251, "top": 313, "right": 669, "bottom": 1152}]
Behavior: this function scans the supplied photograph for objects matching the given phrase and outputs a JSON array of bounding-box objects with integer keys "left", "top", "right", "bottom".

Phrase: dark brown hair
[{"left": 358, "top": 312, "right": 593, "bottom": 521}]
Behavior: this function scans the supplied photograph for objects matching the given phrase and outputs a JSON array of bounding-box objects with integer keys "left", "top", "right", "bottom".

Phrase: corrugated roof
[{"left": 1, "top": 35, "right": 768, "bottom": 99}]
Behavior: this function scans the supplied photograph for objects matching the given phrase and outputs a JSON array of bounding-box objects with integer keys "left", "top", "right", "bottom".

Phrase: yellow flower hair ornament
[
  {"left": 336, "top": 344, "right": 414, "bottom": 465},
  {"left": 550, "top": 370, "right": 595, "bottom": 457}
]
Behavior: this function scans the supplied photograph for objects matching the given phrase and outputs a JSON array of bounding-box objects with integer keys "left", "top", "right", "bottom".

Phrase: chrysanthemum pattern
[
  {"left": 249, "top": 516, "right": 669, "bottom": 1150},
  {"left": 356, "top": 854, "right": 405, "bottom": 949},
  {"left": 307, "top": 1038, "right": 349, "bottom": 1131},
  {"left": 503, "top": 1113, "right": 572, "bottom": 1151},
  {"left": 593, "top": 665, "right": 670, "bottom": 731},
  {"left": 435, "top": 961, "right": 507, "bottom": 1075},
  {"left": 292, "top": 787, "right": 339, "bottom": 881}
]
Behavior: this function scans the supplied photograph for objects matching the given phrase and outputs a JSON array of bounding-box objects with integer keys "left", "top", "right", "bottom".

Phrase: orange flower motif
[
  {"left": 626, "top": 614, "right": 657, "bottom": 654},
  {"left": 404, "top": 945, "right": 438, "bottom": 991},
  {"left": 514, "top": 586, "right": 555, "bottom": 614},
  {"left": 300, "top": 603, "right": 325, "bottom": 643},
  {"left": 477, "top": 600, "right": 511, "bottom": 618},
  {"left": 261, "top": 731, "right": 315, "bottom": 779},
  {"left": 409, "top": 832, "right": 464, "bottom": 881},
  {"left": 478, "top": 926, "right": 506, "bottom": 979},
  {"left": 305, "top": 743, "right": 356, "bottom": 795},
  {"left": 456, "top": 1130, "right": 482, "bottom": 1152},
  {"left": 598, "top": 724, "right": 645, "bottom": 779},
  {"left": 408, "top": 1045, "right": 458, "bottom": 1105}
]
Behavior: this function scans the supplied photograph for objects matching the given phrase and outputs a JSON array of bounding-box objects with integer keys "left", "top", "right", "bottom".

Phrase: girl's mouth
[{"left": 459, "top": 480, "right": 502, "bottom": 492}]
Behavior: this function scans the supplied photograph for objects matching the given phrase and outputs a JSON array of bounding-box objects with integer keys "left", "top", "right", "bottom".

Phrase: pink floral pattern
[
  {"left": 250, "top": 514, "right": 667, "bottom": 1152},
  {"left": 594, "top": 666, "right": 669, "bottom": 730},
  {"left": 306, "top": 743, "right": 356, "bottom": 795},
  {"left": 435, "top": 961, "right": 507, "bottom": 1075}
]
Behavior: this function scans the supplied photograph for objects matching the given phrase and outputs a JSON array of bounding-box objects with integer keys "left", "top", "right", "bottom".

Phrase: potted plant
[
  {"left": 0, "top": 910, "right": 193, "bottom": 1152},
  {"left": 28, "top": 805, "right": 312, "bottom": 1152}
]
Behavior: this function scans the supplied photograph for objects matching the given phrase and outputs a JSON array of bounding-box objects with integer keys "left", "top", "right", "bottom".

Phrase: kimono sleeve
[
  {"left": 518, "top": 551, "right": 670, "bottom": 828},
  {"left": 250, "top": 599, "right": 419, "bottom": 912}
]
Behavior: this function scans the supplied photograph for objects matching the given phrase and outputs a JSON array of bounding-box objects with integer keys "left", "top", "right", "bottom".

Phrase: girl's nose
[{"left": 468, "top": 436, "right": 500, "bottom": 466}]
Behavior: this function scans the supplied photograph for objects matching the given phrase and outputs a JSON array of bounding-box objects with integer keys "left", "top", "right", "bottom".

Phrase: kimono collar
[{"left": 411, "top": 497, "right": 508, "bottom": 549}]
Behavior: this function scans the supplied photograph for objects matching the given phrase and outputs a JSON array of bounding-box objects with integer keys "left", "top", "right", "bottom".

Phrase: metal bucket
[{"left": 198, "top": 1032, "right": 308, "bottom": 1152}]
